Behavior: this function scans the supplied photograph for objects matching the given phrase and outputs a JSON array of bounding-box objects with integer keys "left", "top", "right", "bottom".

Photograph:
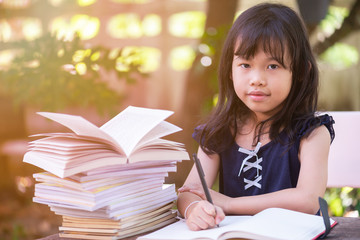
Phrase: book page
[
  {"left": 100, "top": 106, "right": 174, "bottom": 157},
  {"left": 37, "top": 112, "right": 123, "bottom": 153},
  {"left": 50, "top": 205, "right": 109, "bottom": 218},
  {"left": 110, "top": 193, "right": 177, "bottom": 220},
  {"left": 138, "top": 215, "right": 250, "bottom": 240},
  {"left": 108, "top": 184, "right": 175, "bottom": 211},
  {"left": 220, "top": 208, "right": 336, "bottom": 240},
  {"left": 24, "top": 151, "right": 128, "bottom": 178},
  {"left": 133, "top": 121, "right": 182, "bottom": 151}
]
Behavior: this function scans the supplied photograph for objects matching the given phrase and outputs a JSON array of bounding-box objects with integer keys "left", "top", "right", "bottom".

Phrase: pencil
[{"left": 192, "top": 153, "right": 219, "bottom": 227}]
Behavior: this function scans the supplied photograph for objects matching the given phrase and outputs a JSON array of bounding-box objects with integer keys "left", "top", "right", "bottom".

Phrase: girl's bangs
[{"left": 234, "top": 30, "right": 288, "bottom": 68}]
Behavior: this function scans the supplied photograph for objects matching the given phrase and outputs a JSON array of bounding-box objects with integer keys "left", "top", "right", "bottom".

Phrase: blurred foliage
[
  {"left": 11, "top": 224, "right": 26, "bottom": 240},
  {"left": 0, "top": 33, "right": 146, "bottom": 114},
  {"left": 320, "top": 43, "right": 359, "bottom": 69},
  {"left": 320, "top": 6, "right": 349, "bottom": 36},
  {"left": 118, "top": 46, "right": 161, "bottom": 73},
  {"left": 318, "top": 6, "right": 359, "bottom": 69},
  {"left": 325, "top": 187, "right": 360, "bottom": 217}
]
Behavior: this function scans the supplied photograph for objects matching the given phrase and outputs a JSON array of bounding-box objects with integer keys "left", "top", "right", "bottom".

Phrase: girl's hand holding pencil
[
  {"left": 177, "top": 196, "right": 224, "bottom": 231},
  {"left": 177, "top": 152, "right": 225, "bottom": 231}
]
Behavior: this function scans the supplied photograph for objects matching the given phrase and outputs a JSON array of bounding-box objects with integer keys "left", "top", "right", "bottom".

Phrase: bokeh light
[
  {"left": 0, "top": 20, "right": 12, "bottom": 42},
  {"left": 170, "top": 45, "right": 196, "bottom": 71},
  {"left": 51, "top": 15, "right": 100, "bottom": 40},
  {"left": 116, "top": 46, "right": 161, "bottom": 73},
  {"left": 22, "top": 18, "right": 43, "bottom": 41},
  {"left": 168, "top": 11, "right": 206, "bottom": 38}
]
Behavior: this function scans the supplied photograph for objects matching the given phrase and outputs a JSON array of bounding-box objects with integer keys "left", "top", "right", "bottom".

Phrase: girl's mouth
[{"left": 248, "top": 91, "right": 268, "bottom": 101}]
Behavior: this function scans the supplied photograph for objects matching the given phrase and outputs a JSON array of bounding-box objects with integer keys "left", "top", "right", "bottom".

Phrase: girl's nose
[{"left": 250, "top": 70, "right": 266, "bottom": 86}]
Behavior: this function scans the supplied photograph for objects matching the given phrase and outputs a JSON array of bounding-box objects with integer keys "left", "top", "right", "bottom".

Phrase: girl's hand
[
  {"left": 179, "top": 184, "right": 232, "bottom": 215},
  {"left": 185, "top": 200, "right": 225, "bottom": 231},
  {"left": 178, "top": 183, "right": 207, "bottom": 200}
]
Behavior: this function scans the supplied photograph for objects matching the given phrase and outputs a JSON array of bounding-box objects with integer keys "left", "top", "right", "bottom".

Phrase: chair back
[{"left": 326, "top": 111, "right": 360, "bottom": 188}]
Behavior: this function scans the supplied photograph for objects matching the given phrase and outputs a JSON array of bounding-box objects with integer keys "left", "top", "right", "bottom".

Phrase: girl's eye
[
  {"left": 268, "top": 64, "right": 278, "bottom": 70},
  {"left": 240, "top": 63, "right": 250, "bottom": 68}
]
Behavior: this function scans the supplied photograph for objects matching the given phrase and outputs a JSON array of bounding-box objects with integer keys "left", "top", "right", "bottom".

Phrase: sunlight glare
[
  {"left": 23, "top": 18, "right": 42, "bottom": 41},
  {"left": 170, "top": 45, "right": 196, "bottom": 71},
  {"left": 168, "top": 11, "right": 205, "bottom": 38},
  {"left": 77, "top": 0, "right": 96, "bottom": 6},
  {"left": 0, "top": 50, "right": 15, "bottom": 70},
  {"left": 75, "top": 62, "right": 87, "bottom": 75},
  {"left": 51, "top": 15, "right": 99, "bottom": 40},
  {"left": 51, "top": 17, "right": 75, "bottom": 41},
  {"left": 108, "top": 14, "right": 143, "bottom": 38},
  {"left": 0, "top": 20, "right": 12, "bottom": 42},
  {"left": 142, "top": 14, "right": 161, "bottom": 37},
  {"left": 71, "top": 14, "right": 100, "bottom": 40}
]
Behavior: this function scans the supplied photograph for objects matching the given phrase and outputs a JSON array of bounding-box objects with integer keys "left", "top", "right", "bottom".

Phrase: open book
[
  {"left": 138, "top": 208, "right": 337, "bottom": 240},
  {"left": 23, "top": 106, "right": 189, "bottom": 178}
]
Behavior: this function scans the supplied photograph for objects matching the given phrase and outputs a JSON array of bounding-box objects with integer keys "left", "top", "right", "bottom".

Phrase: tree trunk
[
  {"left": 169, "top": 0, "right": 238, "bottom": 188},
  {"left": 0, "top": 96, "right": 27, "bottom": 193}
]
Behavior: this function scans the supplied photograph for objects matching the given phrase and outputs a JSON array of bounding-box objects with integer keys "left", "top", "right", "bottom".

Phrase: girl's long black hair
[{"left": 198, "top": 3, "right": 319, "bottom": 154}]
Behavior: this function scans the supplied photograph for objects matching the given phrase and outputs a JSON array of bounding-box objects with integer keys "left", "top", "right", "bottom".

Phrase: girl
[{"left": 177, "top": 3, "right": 335, "bottom": 231}]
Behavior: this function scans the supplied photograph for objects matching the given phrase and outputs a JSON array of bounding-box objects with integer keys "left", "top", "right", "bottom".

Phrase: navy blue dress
[{"left": 193, "top": 115, "right": 335, "bottom": 198}]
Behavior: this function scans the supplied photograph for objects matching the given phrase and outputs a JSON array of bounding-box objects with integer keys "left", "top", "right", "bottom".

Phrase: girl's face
[{"left": 232, "top": 49, "right": 292, "bottom": 121}]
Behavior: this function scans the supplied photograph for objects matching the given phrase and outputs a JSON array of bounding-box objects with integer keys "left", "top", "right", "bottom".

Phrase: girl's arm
[
  {"left": 177, "top": 148, "right": 225, "bottom": 230},
  {"left": 181, "top": 125, "right": 332, "bottom": 216}
]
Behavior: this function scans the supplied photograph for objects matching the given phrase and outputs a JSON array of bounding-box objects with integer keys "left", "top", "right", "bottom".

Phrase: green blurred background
[{"left": 0, "top": 0, "right": 359, "bottom": 239}]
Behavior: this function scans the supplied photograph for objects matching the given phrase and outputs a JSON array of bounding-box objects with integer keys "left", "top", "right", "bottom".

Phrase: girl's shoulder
[{"left": 297, "top": 114, "right": 335, "bottom": 143}]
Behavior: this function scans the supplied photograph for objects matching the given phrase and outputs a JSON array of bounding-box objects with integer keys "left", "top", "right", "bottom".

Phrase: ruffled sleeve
[
  {"left": 192, "top": 125, "right": 203, "bottom": 144},
  {"left": 297, "top": 114, "right": 335, "bottom": 143}
]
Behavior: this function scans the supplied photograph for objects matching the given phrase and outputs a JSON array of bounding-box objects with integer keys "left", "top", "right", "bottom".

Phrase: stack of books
[{"left": 23, "top": 106, "right": 189, "bottom": 239}]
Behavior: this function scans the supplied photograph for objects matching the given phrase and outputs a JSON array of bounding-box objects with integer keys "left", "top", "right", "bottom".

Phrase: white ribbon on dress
[{"left": 238, "top": 142, "right": 262, "bottom": 189}]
